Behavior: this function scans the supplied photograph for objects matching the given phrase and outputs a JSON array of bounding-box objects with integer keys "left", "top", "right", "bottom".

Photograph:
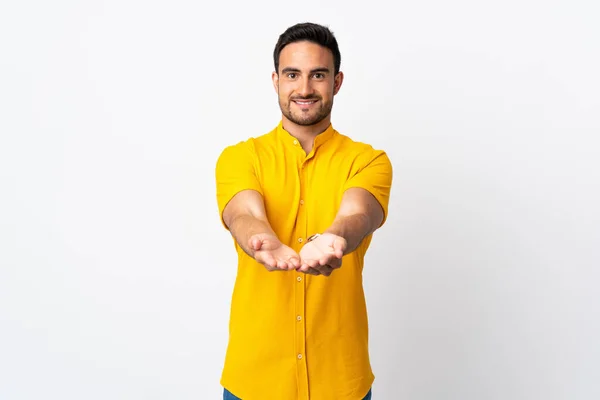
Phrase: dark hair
[{"left": 273, "top": 22, "right": 341, "bottom": 75}]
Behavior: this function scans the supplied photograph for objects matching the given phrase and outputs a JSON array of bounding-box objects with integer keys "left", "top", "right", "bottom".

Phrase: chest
[{"left": 255, "top": 145, "right": 359, "bottom": 236}]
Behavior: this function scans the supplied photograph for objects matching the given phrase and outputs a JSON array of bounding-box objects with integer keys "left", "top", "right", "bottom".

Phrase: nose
[{"left": 297, "top": 76, "right": 314, "bottom": 97}]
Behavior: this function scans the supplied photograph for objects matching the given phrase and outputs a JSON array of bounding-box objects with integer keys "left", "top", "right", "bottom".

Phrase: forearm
[
  {"left": 324, "top": 213, "right": 372, "bottom": 255},
  {"left": 228, "top": 214, "right": 278, "bottom": 256}
]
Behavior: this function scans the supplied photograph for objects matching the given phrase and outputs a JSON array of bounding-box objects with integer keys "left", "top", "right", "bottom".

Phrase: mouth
[{"left": 292, "top": 99, "right": 319, "bottom": 107}]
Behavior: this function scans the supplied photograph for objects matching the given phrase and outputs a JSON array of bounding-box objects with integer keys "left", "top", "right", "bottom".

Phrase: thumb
[
  {"left": 333, "top": 237, "right": 346, "bottom": 258},
  {"left": 248, "top": 236, "right": 263, "bottom": 252}
]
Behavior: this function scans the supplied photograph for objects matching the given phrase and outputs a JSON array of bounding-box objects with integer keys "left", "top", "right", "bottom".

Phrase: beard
[{"left": 279, "top": 95, "right": 333, "bottom": 126}]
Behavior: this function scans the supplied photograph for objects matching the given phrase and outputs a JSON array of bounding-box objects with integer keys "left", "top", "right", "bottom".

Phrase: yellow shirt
[{"left": 215, "top": 121, "right": 393, "bottom": 400}]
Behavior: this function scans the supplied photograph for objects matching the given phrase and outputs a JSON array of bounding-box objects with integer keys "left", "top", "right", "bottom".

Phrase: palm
[
  {"left": 299, "top": 241, "right": 330, "bottom": 262},
  {"left": 249, "top": 234, "right": 300, "bottom": 271},
  {"left": 298, "top": 233, "right": 346, "bottom": 275}
]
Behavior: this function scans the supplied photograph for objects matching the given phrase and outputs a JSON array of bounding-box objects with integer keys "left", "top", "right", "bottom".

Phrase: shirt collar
[{"left": 276, "top": 120, "right": 336, "bottom": 150}]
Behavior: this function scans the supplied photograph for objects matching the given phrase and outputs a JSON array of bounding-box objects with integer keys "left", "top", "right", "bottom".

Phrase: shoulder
[
  {"left": 217, "top": 127, "right": 277, "bottom": 160},
  {"left": 218, "top": 138, "right": 255, "bottom": 157},
  {"left": 216, "top": 129, "right": 277, "bottom": 167},
  {"left": 215, "top": 140, "right": 254, "bottom": 174},
  {"left": 334, "top": 130, "right": 386, "bottom": 152},
  {"left": 333, "top": 130, "right": 391, "bottom": 166}
]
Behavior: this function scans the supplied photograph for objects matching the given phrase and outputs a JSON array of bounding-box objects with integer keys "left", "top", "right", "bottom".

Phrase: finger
[
  {"left": 285, "top": 261, "right": 296, "bottom": 271},
  {"left": 334, "top": 248, "right": 343, "bottom": 259},
  {"left": 288, "top": 256, "right": 301, "bottom": 269},
  {"left": 316, "top": 264, "right": 333, "bottom": 277},
  {"left": 282, "top": 255, "right": 299, "bottom": 270},
  {"left": 329, "top": 258, "right": 342, "bottom": 269},
  {"left": 333, "top": 238, "right": 346, "bottom": 258},
  {"left": 325, "top": 254, "right": 342, "bottom": 269},
  {"left": 319, "top": 254, "right": 338, "bottom": 268},
  {"left": 249, "top": 237, "right": 263, "bottom": 251},
  {"left": 297, "top": 259, "right": 309, "bottom": 272},
  {"left": 257, "top": 253, "right": 277, "bottom": 271},
  {"left": 301, "top": 259, "right": 319, "bottom": 272},
  {"left": 319, "top": 255, "right": 331, "bottom": 266},
  {"left": 298, "top": 263, "right": 311, "bottom": 273}
]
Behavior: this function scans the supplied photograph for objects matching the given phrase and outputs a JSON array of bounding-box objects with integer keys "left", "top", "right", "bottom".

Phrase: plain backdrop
[{"left": 1, "top": 0, "right": 599, "bottom": 399}]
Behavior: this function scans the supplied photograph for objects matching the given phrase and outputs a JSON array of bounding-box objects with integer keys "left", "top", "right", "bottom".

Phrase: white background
[{"left": 1, "top": 0, "right": 599, "bottom": 399}]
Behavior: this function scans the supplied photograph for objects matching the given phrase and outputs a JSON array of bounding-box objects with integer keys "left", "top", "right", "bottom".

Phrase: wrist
[{"left": 306, "top": 233, "right": 321, "bottom": 243}]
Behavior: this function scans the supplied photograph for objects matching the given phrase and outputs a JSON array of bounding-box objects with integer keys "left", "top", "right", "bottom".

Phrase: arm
[
  {"left": 216, "top": 142, "right": 300, "bottom": 271},
  {"left": 297, "top": 188, "right": 384, "bottom": 276},
  {"left": 324, "top": 187, "right": 384, "bottom": 255},
  {"left": 298, "top": 149, "right": 392, "bottom": 276},
  {"left": 223, "top": 189, "right": 277, "bottom": 256},
  {"left": 223, "top": 189, "right": 301, "bottom": 271}
]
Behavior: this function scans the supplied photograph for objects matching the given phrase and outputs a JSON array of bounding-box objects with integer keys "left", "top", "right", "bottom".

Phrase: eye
[
  {"left": 313, "top": 73, "right": 324, "bottom": 79},
  {"left": 287, "top": 73, "right": 297, "bottom": 79}
]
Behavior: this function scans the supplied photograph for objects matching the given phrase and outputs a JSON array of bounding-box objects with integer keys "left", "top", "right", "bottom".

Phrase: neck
[{"left": 281, "top": 115, "right": 331, "bottom": 153}]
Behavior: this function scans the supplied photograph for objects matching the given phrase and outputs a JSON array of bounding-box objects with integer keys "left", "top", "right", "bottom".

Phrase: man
[{"left": 215, "top": 22, "right": 393, "bottom": 400}]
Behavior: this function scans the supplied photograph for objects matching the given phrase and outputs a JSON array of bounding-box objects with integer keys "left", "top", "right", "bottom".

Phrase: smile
[{"left": 293, "top": 99, "right": 318, "bottom": 106}]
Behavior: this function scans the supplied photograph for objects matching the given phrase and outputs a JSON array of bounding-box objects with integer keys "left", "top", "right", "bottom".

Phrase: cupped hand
[
  {"left": 248, "top": 233, "right": 301, "bottom": 272},
  {"left": 298, "top": 233, "right": 347, "bottom": 276}
]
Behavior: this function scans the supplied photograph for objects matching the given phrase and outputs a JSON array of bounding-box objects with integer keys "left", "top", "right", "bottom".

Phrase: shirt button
[
  {"left": 297, "top": 276, "right": 302, "bottom": 282},
  {"left": 297, "top": 315, "right": 302, "bottom": 321},
  {"left": 299, "top": 199, "right": 304, "bottom": 205},
  {"left": 293, "top": 140, "right": 298, "bottom": 145},
  {"left": 297, "top": 354, "right": 303, "bottom": 360},
  {"left": 297, "top": 237, "right": 303, "bottom": 243}
]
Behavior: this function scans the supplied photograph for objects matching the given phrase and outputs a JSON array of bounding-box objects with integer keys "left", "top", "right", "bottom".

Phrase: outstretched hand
[
  {"left": 248, "top": 233, "right": 301, "bottom": 272},
  {"left": 298, "top": 233, "right": 347, "bottom": 276}
]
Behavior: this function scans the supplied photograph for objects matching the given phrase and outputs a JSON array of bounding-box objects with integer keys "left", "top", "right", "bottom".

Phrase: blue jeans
[{"left": 223, "top": 387, "right": 372, "bottom": 399}]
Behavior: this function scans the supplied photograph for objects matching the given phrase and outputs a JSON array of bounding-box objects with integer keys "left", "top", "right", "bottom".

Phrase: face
[{"left": 272, "top": 41, "right": 343, "bottom": 127}]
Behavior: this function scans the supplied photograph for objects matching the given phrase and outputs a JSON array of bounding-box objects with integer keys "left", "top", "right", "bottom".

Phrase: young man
[{"left": 215, "top": 22, "right": 393, "bottom": 400}]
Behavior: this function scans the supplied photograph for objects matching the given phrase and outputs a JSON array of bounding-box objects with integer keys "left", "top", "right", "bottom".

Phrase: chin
[{"left": 297, "top": 118, "right": 325, "bottom": 127}]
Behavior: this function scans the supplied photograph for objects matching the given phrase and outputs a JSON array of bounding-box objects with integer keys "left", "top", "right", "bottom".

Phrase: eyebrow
[{"left": 281, "top": 67, "right": 331, "bottom": 74}]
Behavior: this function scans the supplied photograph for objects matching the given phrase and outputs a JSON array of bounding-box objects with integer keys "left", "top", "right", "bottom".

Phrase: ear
[
  {"left": 333, "top": 71, "right": 344, "bottom": 95},
  {"left": 272, "top": 71, "right": 279, "bottom": 94}
]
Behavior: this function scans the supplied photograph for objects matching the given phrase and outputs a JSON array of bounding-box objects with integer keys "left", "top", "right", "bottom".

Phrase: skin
[
  {"left": 223, "top": 190, "right": 302, "bottom": 272},
  {"left": 222, "top": 40, "right": 384, "bottom": 276},
  {"left": 272, "top": 40, "right": 343, "bottom": 154}
]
